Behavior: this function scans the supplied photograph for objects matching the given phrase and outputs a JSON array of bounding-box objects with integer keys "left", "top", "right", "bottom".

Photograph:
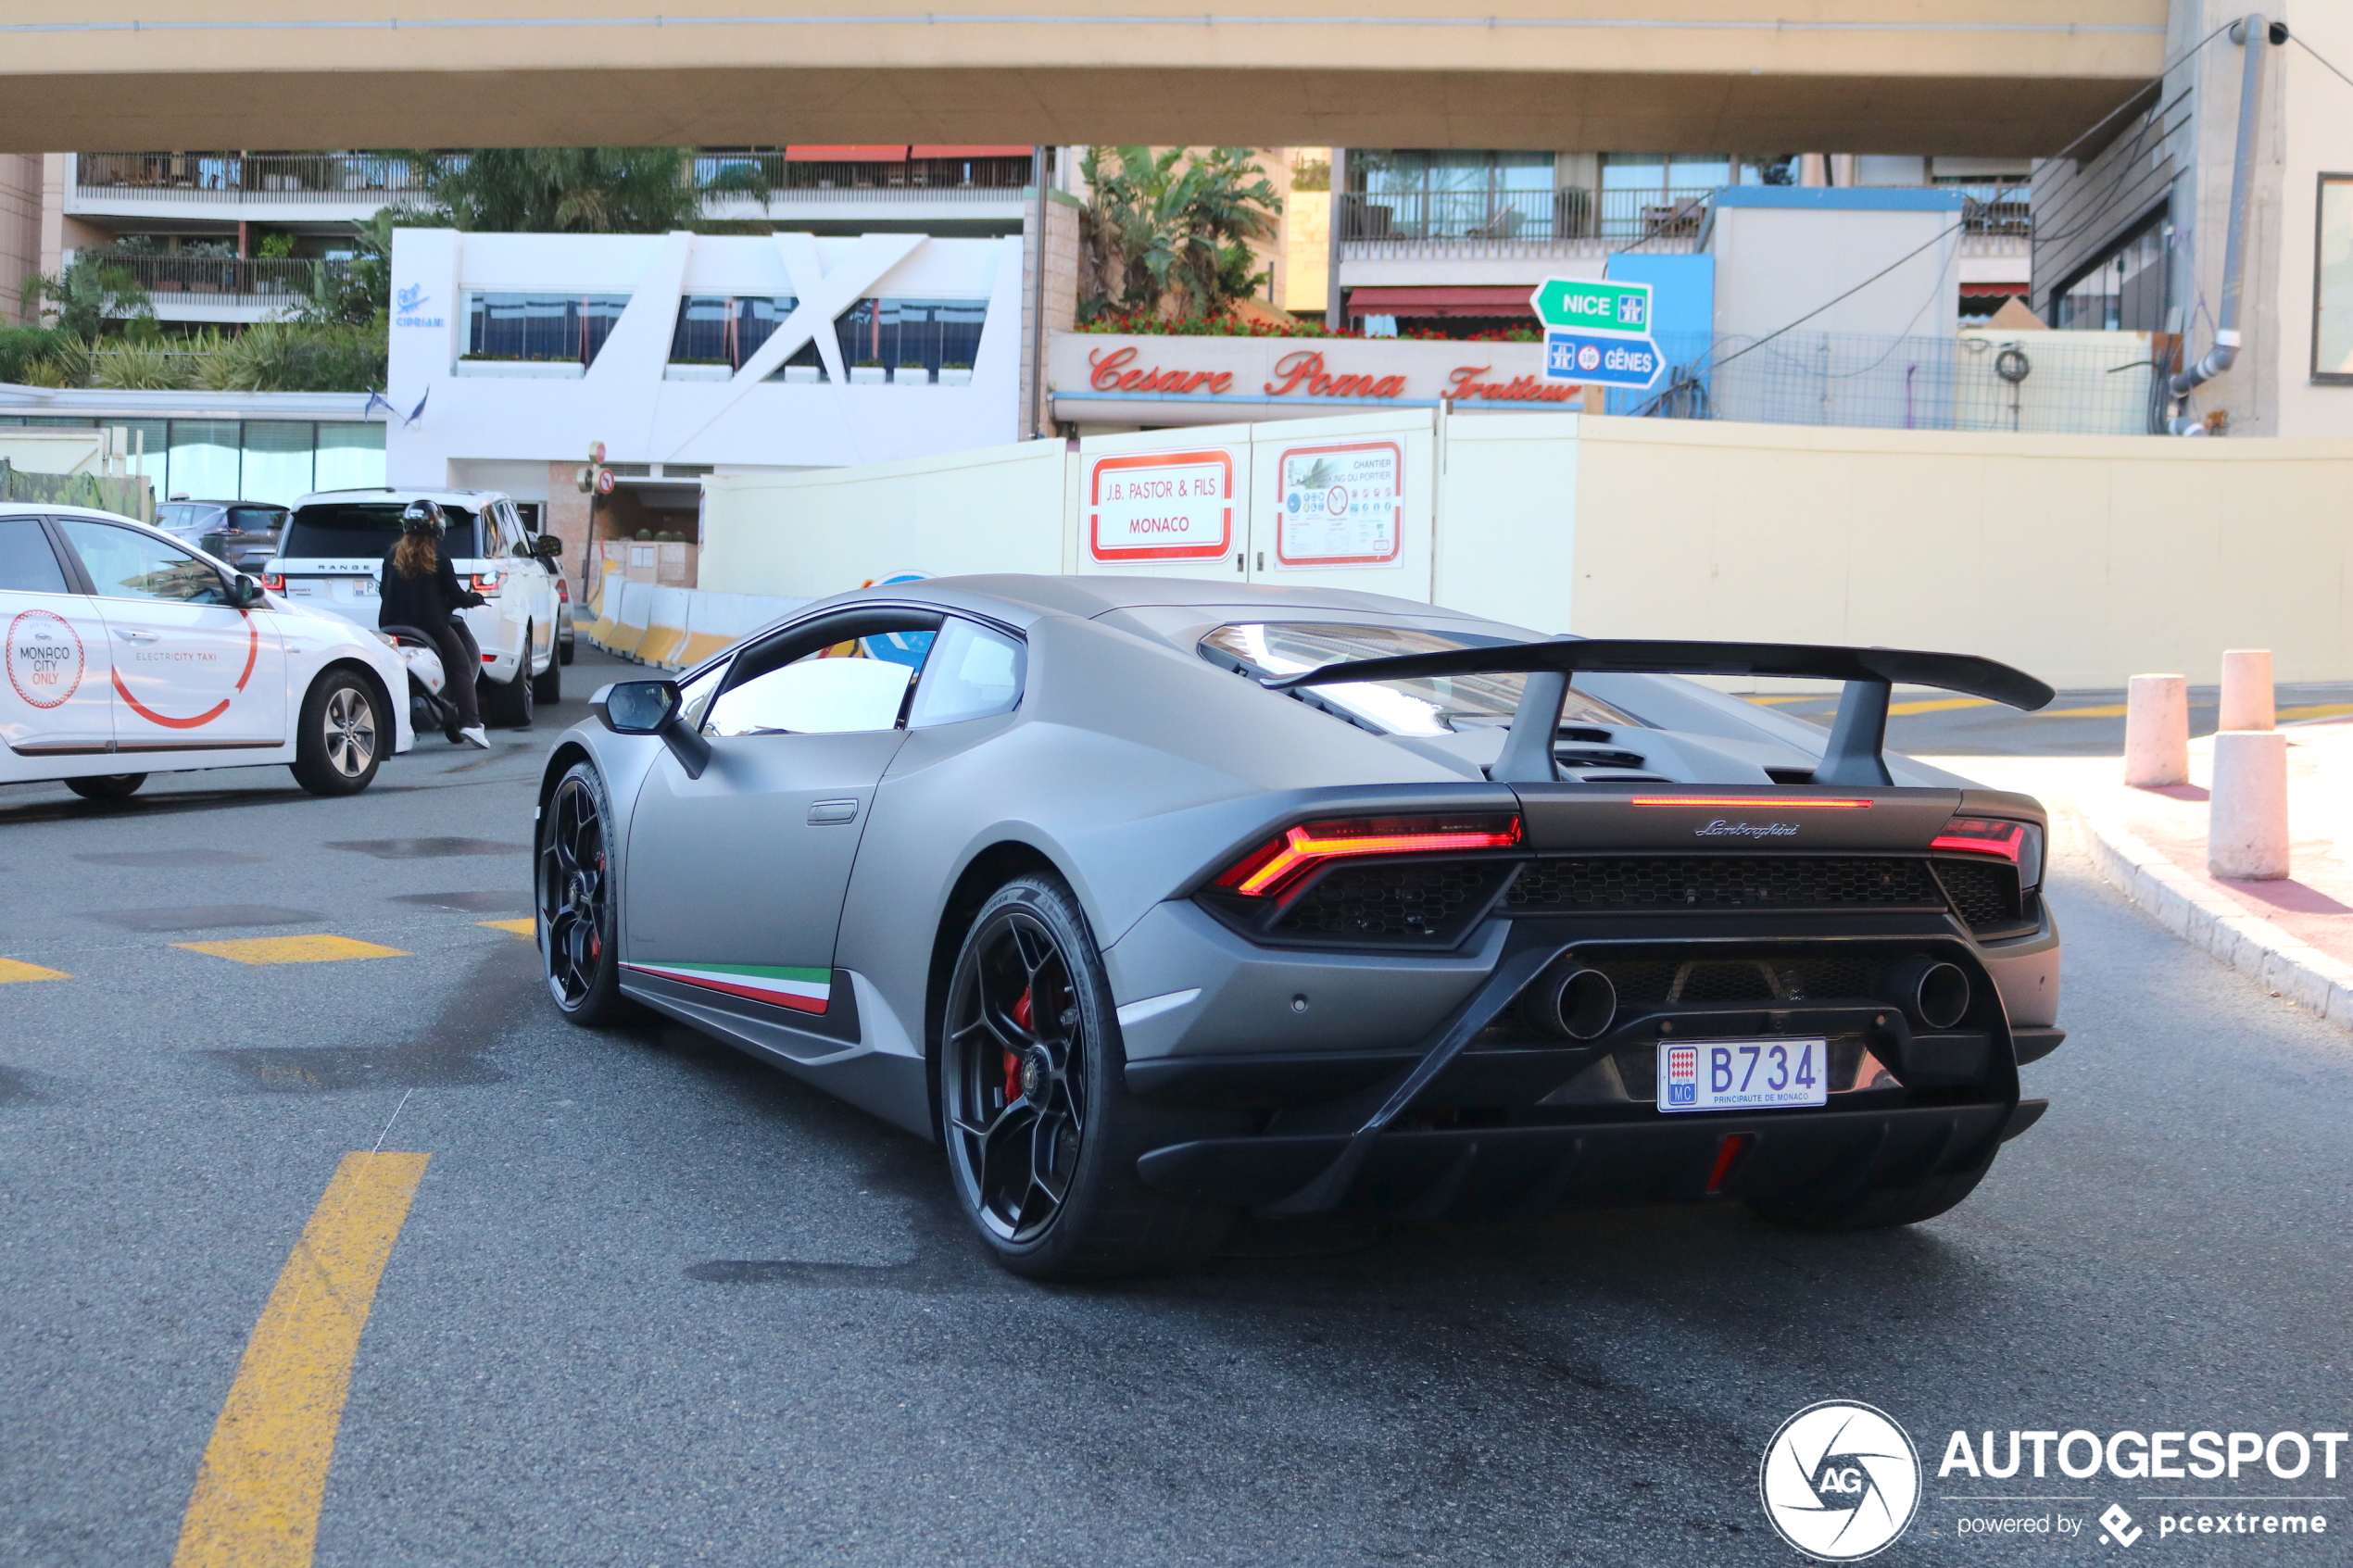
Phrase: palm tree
[
  {"left": 1080, "top": 147, "right": 1282, "bottom": 320},
  {"left": 412, "top": 148, "right": 711, "bottom": 234}
]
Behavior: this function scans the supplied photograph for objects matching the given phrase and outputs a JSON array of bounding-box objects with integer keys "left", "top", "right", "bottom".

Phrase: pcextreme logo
[{"left": 1761, "top": 1401, "right": 1922, "bottom": 1561}]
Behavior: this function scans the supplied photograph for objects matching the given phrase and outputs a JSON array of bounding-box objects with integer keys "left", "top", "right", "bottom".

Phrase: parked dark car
[{"left": 156, "top": 499, "right": 288, "bottom": 572}]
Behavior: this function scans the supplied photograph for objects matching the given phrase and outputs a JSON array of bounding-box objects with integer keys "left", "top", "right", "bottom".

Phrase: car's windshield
[
  {"left": 1201, "top": 621, "right": 1642, "bottom": 736},
  {"left": 281, "top": 502, "right": 480, "bottom": 560}
]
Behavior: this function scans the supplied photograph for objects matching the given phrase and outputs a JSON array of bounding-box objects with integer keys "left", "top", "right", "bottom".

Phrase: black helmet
[{"left": 400, "top": 498, "right": 446, "bottom": 536}]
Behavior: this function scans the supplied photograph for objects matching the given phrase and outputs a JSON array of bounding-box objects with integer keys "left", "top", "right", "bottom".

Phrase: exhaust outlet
[
  {"left": 1894, "top": 960, "right": 1971, "bottom": 1031},
  {"left": 1528, "top": 966, "right": 1617, "bottom": 1041}
]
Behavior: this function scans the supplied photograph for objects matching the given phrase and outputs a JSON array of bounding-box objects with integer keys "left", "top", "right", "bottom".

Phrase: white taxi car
[
  {"left": 1, "top": 504, "right": 412, "bottom": 799},
  {"left": 264, "top": 487, "right": 563, "bottom": 727}
]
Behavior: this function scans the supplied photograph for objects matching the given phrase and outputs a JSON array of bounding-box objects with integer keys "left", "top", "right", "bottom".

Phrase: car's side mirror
[
  {"left": 224, "top": 572, "right": 264, "bottom": 608},
  {"left": 589, "top": 680, "right": 711, "bottom": 778},
  {"left": 532, "top": 533, "right": 564, "bottom": 560}
]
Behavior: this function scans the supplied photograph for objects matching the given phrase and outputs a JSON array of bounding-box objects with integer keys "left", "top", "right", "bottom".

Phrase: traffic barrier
[
  {"left": 2208, "top": 730, "right": 2289, "bottom": 880},
  {"left": 2124, "top": 674, "right": 2189, "bottom": 787},
  {"left": 582, "top": 581, "right": 810, "bottom": 669},
  {"left": 2219, "top": 648, "right": 2274, "bottom": 732},
  {"left": 583, "top": 564, "right": 626, "bottom": 646},
  {"left": 635, "top": 585, "right": 695, "bottom": 668}
]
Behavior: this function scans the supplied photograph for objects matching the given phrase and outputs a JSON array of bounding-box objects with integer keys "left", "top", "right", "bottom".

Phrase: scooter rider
[{"left": 379, "top": 499, "right": 491, "bottom": 749}]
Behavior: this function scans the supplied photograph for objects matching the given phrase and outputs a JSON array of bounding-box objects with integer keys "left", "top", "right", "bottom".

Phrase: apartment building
[
  {"left": 1300, "top": 147, "right": 2032, "bottom": 335},
  {"left": 3, "top": 145, "right": 1039, "bottom": 329}
]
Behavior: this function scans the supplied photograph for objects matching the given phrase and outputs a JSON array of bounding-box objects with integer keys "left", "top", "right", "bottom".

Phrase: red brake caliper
[{"left": 1003, "top": 988, "right": 1034, "bottom": 1103}]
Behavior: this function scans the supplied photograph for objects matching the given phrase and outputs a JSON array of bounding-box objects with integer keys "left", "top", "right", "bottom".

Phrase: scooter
[{"left": 377, "top": 624, "right": 466, "bottom": 744}]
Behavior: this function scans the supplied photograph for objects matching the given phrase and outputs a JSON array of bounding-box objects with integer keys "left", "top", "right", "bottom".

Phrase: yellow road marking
[
  {"left": 0, "top": 957, "right": 70, "bottom": 984},
  {"left": 1886, "top": 696, "right": 1994, "bottom": 716},
  {"left": 173, "top": 1151, "right": 430, "bottom": 1568},
  {"left": 1741, "top": 694, "right": 1830, "bottom": 706},
  {"left": 476, "top": 918, "right": 535, "bottom": 938},
  {"left": 2039, "top": 703, "right": 2129, "bottom": 718},
  {"left": 175, "top": 935, "right": 410, "bottom": 966},
  {"left": 2280, "top": 702, "right": 2353, "bottom": 721}
]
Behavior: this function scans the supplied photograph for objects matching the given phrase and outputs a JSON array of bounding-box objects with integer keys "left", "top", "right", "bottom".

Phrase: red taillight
[
  {"left": 556, "top": 579, "right": 570, "bottom": 601},
  {"left": 1214, "top": 813, "right": 1523, "bottom": 899},
  {"left": 259, "top": 572, "right": 284, "bottom": 591},
  {"left": 1930, "top": 817, "right": 2028, "bottom": 861},
  {"left": 1633, "top": 796, "right": 1873, "bottom": 809},
  {"left": 471, "top": 572, "right": 503, "bottom": 592}
]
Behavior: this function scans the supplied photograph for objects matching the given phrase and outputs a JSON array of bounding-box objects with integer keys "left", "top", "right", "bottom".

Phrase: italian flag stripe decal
[{"left": 623, "top": 961, "right": 830, "bottom": 1013}]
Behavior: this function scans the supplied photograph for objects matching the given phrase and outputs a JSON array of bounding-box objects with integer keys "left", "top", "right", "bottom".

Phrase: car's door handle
[
  {"left": 114, "top": 629, "right": 159, "bottom": 643},
  {"left": 807, "top": 799, "right": 859, "bottom": 825}
]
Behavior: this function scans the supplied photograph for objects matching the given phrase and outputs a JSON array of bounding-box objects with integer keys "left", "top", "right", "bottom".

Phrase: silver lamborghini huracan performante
[{"left": 536, "top": 576, "right": 2064, "bottom": 1279}]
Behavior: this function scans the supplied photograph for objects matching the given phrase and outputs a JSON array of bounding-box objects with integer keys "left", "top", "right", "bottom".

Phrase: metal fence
[
  {"left": 82, "top": 252, "right": 344, "bottom": 301},
  {"left": 694, "top": 153, "right": 1033, "bottom": 200},
  {"left": 1340, "top": 182, "right": 2034, "bottom": 250},
  {"left": 74, "top": 152, "right": 432, "bottom": 204},
  {"left": 1606, "top": 329, "right": 2165, "bottom": 436}
]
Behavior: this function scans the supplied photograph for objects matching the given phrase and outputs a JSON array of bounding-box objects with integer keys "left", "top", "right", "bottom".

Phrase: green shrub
[
  {"left": 200, "top": 319, "right": 386, "bottom": 393},
  {"left": 94, "top": 338, "right": 199, "bottom": 391}
]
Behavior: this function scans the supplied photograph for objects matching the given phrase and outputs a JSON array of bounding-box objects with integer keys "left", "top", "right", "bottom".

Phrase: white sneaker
[{"left": 459, "top": 725, "right": 491, "bottom": 749}]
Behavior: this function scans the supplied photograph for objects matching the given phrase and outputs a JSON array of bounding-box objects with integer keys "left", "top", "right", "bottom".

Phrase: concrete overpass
[{"left": 0, "top": 2, "right": 2165, "bottom": 156}]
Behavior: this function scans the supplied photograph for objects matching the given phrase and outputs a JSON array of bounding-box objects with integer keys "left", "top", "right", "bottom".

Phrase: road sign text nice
[{"left": 1531, "top": 279, "right": 1650, "bottom": 334}]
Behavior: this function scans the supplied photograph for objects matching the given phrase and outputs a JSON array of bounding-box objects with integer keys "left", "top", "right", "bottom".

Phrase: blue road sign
[{"left": 1543, "top": 331, "right": 1664, "bottom": 389}]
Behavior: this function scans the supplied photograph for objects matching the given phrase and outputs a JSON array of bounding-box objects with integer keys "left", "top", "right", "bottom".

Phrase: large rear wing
[{"left": 1264, "top": 637, "right": 2055, "bottom": 787}]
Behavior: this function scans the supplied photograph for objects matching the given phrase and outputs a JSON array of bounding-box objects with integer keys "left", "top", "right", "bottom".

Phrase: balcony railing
[
  {"left": 74, "top": 153, "right": 432, "bottom": 205},
  {"left": 695, "top": 154, "right": 1034, "bottom": 202},
  {"left": 1339, "top": 182, "right": 2035, "bottom": 253},
  {"left": 82, "top": 251, "right": 345, "bottom": 300}
]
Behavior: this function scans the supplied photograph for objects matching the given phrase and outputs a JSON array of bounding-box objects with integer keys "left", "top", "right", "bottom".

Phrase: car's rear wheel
[
  {"left": 481, "top": 632, "right": 535, "bottom": 729},
  {"left": 940, "top": 873, "right": 1235, "bottom": 1280},
  {"left": 289, "top": 671, "right": 383, "bottom": 797},
  {"left": 1747, "top": 1151, "right": 1996, "bottom": 1232},
  {"left": 539, "top": 761, "right": 632, "bottom": 1025},
  {"left": 64, "top": 772, "right": 145, "bottom": 800},
  {"left": 530, "top": 637, "right": 562, "bottom": 705}
]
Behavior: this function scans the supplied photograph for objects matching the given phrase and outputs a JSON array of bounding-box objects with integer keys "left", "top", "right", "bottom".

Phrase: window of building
[
  {"left": 2053, "top": 219, "right": 2167, "bottom": 332},
  {"left": 831, "top": 298, "right": 988, "bottom": 381},
  {"left": 669, "top": 295, "right": 800, "bottom": 370},
  {"left": 1350, "top": 151, "right": 1555, "bottom": 241},
  {"left": 2313, "top": 174, "right": 2353, "bottom": 382},
  {"left": 466, "top": 294, "right": 631, "bottom": 365}
]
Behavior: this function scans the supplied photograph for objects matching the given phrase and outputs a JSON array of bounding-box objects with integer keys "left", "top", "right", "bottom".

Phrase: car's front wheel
[
  {"left": 939, "top": 873, "right": 1235, "bottom": 1280},
  {"left": 539, "top": 760, "right": 632, "bottom": 1025},
  {"left": 289, "top": 670, "right": 383, "bottom": 797}
]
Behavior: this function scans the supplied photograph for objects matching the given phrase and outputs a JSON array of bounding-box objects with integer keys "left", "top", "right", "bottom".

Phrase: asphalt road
[{"left": 2, "top": 646, "right": 2347, "bottom": 1566}]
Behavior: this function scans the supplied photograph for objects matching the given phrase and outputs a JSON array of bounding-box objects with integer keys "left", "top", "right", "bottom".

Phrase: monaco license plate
[{"left": 1658, "top": 1037, "right": 1829, "bottom": 1113}]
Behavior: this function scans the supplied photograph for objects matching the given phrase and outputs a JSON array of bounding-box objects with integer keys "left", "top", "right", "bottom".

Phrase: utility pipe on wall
[
  {"left": 2169, "top": 14, "right": 2280, "bottom": 430},
  {"left": 1325, "top": 147, "right": 1347, "bottom": 335}
]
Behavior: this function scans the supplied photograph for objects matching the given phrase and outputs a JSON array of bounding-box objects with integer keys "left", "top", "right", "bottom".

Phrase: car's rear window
[
  {"left": 223, "top": 506, "right": 285, "bottom": 533},
  {"left": 155, "top": 503, "right": 215, "bottom": 532},
  {"left": 281, "top": 502, "right": 479, "bottom": 560},
  {"left": 1201, "top": 621, "right": 1641, "bottom": 736}
]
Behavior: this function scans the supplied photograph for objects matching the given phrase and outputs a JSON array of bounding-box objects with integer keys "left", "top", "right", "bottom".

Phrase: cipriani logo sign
[{"left": 394, "top": 283, "right": 445, "bottom": 330}]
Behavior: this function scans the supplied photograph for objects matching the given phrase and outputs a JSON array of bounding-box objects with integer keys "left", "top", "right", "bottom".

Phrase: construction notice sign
[
  {"left": 1275, "top": 440, "right": 1402, "bottom": 567},
  {"left": 1088, "top": 449, "right": 1235, "bottom": 562}
]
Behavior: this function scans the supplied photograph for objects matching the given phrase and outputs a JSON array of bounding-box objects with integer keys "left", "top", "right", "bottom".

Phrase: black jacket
[{"left": 378, "top": 543, "right": 484, "bottom": 632}]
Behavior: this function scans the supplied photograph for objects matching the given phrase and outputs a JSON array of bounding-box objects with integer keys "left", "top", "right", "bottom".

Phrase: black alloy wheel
[
  {"left": 939, "top": 875, "right": 1238, "bottom": 1279},
  {"left": 539, "top": 761, "right": 629, "bottom": 1023},
  {"left": 945, "top": 902, "right": 1089, "bottom": 1245}
]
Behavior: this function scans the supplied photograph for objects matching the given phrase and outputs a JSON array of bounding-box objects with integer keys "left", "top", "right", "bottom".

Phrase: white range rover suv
[{"left": 265, "top": 487, "right": 563, "bottom": 726}]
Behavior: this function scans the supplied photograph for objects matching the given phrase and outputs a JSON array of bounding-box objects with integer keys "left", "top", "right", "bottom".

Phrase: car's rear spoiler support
[{"left": 1266, "top": 637, "right": 2054, "bottom": 786}]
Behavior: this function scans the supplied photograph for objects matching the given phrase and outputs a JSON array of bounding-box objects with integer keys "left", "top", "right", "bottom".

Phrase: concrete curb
[{"left": 2066, "top": 796, "right": 2353, "bottom": 1031}]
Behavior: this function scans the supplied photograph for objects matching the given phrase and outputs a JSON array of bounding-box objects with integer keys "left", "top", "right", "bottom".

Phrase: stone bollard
[
  {"left": 2208, "top": 730, "right": 2289, "bottom": 880},
  {"left": 2124, "top": 674, "right": 2189, "bottom": 787},
  {"left": 2219, "top": 648, "right": 2274, "bottom": 732}
]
